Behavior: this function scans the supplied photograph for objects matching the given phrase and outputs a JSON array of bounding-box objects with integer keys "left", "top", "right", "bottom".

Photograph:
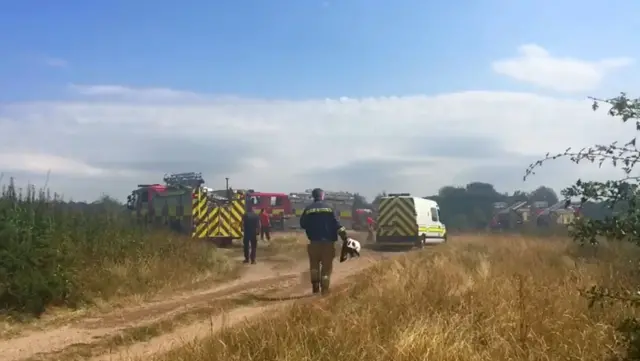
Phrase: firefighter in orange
[{"left": 299, "top": 188, "right": 349, "bottom": 295}]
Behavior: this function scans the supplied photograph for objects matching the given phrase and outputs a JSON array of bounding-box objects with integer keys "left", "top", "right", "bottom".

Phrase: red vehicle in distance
[
  {"left": 352, "top": 208, "right": 374, "bottom": 231},
  {"left": 246, "top": 192, "right": 294, "bottom": 231}
]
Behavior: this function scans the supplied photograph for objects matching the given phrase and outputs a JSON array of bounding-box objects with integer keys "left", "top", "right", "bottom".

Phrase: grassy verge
[
  {"left": 0, "top": 181, "right": 238, "bottom": 323},
  {"left": 156, "top": 234, "right": 640, "bottom": 361}
]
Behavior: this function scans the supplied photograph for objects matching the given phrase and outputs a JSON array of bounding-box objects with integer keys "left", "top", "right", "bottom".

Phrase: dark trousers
[
  {"left": 243, "top": 235, "right": 257, "bottom": 262},
  {"left": 307, "top": 242, "right": 336, "bottom": 292},
  {"left": 260, "top": 225, "right": 271, "bottom": 241}
]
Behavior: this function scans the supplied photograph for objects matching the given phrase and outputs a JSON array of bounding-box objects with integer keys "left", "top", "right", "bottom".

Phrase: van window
[{"left": 430, "top": 207, "right": 439, "bottom": 222}]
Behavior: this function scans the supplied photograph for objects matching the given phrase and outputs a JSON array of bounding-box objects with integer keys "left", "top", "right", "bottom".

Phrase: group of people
[{"left": 241, "top": 188, "right": 355, "bottom": 295}]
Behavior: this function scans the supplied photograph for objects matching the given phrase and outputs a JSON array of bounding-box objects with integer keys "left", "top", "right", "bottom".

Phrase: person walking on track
[
  {"left": 242, "top": 208, "right": 260, "bottom": 264},
  {"left": 299, "top": 188, "right": 349, "bottom": 295},
  {"left": 259, "top": 208, "right": 271, "bottom": 241},
  {"left": 366, "top": 215, "right": 375, "bottom": 242}
]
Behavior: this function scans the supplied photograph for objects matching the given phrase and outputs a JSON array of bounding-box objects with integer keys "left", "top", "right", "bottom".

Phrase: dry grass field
[{"left": 155, "top": 234, "right": 640, "bottom": 361}]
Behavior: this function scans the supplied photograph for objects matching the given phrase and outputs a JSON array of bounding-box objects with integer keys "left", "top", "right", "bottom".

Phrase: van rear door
[{"left": 376, "top": 197, "right": 418, "bottom": 244}]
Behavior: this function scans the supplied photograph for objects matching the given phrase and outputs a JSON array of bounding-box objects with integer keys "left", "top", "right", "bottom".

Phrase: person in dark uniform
[
  {"left": 242, "top": 209, "right": 260, "bottom": 264},
  {"left": 299, "top": 188, "right": 349, "bottom": 295}
]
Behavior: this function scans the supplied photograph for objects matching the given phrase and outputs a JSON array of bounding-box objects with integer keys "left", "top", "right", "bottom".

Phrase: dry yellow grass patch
[
  {"left": 261, "top": 232, "right": 309, "bottom": 259},
  {"left": 259, "top": 231, "right": 370, "bottom": 256},
  {"left": 212, "top": 232, "right": 310, "bottom": 264},
  {"left": 157, "top": 234, "right": 640, "bottom": 361}
]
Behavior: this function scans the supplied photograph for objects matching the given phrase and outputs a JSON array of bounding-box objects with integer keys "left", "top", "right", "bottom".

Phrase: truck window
[
  {"left": 430, "top": 207, "right": 439, "bottom": 222},
  {"left": 271, "top": 196, "right": 284, "bottom": 207},
  {"left": 139, "top": 190, "right": 149, "bottom": 202},
  {"left": 250, "top": 196, "right": 260, "bottom": 206}
]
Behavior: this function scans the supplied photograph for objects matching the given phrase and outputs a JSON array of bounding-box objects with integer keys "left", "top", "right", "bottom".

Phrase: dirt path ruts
[
  {"left": 0, "top": 248, "right": 400, "bottom": 361},
  {"left": 0, "top": 260, "right": 309, "bottom": 361},
  {"left": 91, "top": 251, "right": 397, "bottom": 361}
]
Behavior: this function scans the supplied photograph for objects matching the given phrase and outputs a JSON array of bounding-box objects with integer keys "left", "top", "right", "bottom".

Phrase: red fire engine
[
  {"left": 352, "top": 208, "right": 374, "bottom": 230},
  {"left": 127, "top": 173, "right": 204, "bottom": 223},
  {"left": 246, "top": 192, "right": 294, "bottom": 231}
]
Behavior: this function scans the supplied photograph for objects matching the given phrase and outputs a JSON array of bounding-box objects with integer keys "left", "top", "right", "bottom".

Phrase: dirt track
[{"left": 0, "top": 244, "right": 398, "bottom": 361}]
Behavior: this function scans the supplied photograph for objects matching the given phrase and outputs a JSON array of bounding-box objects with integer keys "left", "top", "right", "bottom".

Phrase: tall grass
[
  {"left": 158, "top": 235, "right": 640, "bottom": 361},
  {"left": 0, "top": 179, "right": 236, "bottom": 318}
]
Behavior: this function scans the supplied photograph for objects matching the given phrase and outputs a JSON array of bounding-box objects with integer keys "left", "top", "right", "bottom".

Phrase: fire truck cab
[
  {"left": 246, "top": 192, "right": 293, "bottom": 231},
  {"left": 126, "top": 172, "right": 205, "bottom": 233},
  {"left": 127, "top": 183, "right": 169, "bottom": 212},
  {"left": 127, "top": 172, "right": 251, "bottom": 247}
]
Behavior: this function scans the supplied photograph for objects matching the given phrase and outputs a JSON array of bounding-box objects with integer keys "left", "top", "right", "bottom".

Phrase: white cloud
[
  {"left": 0, "top": 84, "right": 634, "bottom": 201},
  {"left": 68, "top": 84, "right": 201, "bottom": 101},
  {"left": 43, "top": 57, "right": 69, "bottom": 68},
  {"left": 0, "top": 153, "right": 102, "bottom": 176},
  {"left": 492, "top": 44, "right": 634, "bottom": 93}
]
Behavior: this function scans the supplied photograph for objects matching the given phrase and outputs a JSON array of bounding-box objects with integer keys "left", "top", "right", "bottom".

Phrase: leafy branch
[
  {"left": 523, "top": 93, "right": 640, "bottom": 246},
  {"left": 524, "top": 92, "right": 640, "bottom": 361}
]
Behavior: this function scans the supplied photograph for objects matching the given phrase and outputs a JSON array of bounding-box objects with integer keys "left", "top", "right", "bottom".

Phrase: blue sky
[
  {"left": 0, "top": 0, "right": 638, "bottom": 200},
  {"left": 1, "top": 0, "right": 638, "bottom": 101}
]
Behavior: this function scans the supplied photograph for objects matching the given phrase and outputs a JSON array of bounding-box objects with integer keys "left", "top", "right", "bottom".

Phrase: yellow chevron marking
[
  {"left": 229, "top": 199, "right": 245, "bottom": 238},
  {"left": 376, "top": 197, "right": 417, "bottom": 237}
]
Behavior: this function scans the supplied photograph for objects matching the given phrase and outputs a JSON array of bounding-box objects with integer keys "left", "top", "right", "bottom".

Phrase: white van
[{"left": 375, "top": 193, "right": 447, "bottom": 248}]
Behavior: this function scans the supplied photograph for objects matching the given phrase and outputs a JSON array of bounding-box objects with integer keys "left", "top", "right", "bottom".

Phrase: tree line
[{"left": 350, "top": 183, "right": 618, "bottom": 231}]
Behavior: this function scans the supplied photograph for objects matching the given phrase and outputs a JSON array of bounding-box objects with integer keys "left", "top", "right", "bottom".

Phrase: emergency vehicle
[
  {"left": 352, "top": 208, "right": 374, "bottom": 231},
  {"left": 289, "top": 190, "right": 356, "bottom": 228},
  {"left": 246, "top": 192, "right": 293, "bottom": 231},
  {"left": 126, "top": 172, "right": 247, "bottom": 247},
  {"left": 375, "top": 193, "right": 447, "bottom": 248}
]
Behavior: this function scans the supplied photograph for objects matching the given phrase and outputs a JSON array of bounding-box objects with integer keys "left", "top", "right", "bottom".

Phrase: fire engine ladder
[
  {"left": 164, "top": 172, "right": 205, "bottom": 189},
  {"left": 497, "top": 200, "right": 528, "bottom": 215},
  {"left": 538, "top": 201, "right": 566, "bottom": 216}
]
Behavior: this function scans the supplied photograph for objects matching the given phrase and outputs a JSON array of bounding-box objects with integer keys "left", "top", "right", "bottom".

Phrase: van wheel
[{"left": 415, "top": 235, "right": 425, "bottom": 249}]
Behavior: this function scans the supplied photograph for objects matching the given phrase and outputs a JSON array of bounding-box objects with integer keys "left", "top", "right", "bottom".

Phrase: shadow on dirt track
[
  {"left": 362, "top": 242, "right": 442, "bottom": 253},
  {"left": 242, "top": 294, "right": 314, "bottom": 302},
  {"left": 362, "top": 244, "right": 413, "bottom": 253}
]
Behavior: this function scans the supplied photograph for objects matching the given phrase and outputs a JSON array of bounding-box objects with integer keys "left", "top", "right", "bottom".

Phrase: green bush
[{"left": 0, "top": 179, "right": 230, "bottom": 318}]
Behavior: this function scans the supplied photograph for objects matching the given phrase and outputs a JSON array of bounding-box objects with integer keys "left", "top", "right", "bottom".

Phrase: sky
[{"left": 0, "top": 0, "right": 639, "bottom": 201}]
